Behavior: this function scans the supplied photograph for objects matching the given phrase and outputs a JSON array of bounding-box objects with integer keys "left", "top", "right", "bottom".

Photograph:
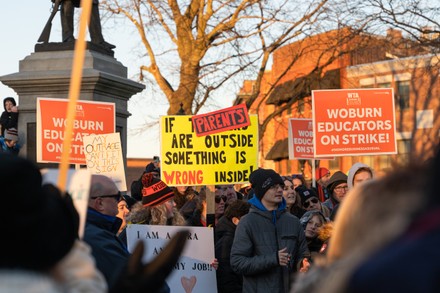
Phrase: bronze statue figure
[{"left": 39, "top": 0, "right": 115, "bottom": 51}]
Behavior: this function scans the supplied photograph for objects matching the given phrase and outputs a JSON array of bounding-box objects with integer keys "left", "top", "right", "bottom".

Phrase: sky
[{"left": 0, "top": 1, "right": 236, "bottom": 159}]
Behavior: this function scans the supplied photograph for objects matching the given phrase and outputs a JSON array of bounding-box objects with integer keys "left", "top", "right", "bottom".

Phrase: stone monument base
[{"left": 35, "top": 41, "right": 114, "bottom": 57}]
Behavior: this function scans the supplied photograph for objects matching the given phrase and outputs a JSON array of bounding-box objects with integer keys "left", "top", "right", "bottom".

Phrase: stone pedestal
[{"left": 0, "top": 49, "right": 145, "bottom": 166}]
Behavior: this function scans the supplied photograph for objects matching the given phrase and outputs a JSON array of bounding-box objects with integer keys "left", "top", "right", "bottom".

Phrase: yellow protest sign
[{"left": 160, "top": 115, "right": 259, "bottom": 186}]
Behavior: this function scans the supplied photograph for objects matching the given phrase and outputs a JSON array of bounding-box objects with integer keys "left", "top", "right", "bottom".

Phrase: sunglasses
[
  {"left": 215, "top": 195, "right": 227, "bottom": 203},
  {"left": 303, "top": 198, "right": 319, "bottom": 208},
  {"left": 91, "top": 192, "right": 121, "bottom": 202}
]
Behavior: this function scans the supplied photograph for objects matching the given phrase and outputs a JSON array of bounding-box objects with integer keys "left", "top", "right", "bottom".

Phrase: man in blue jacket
[
  {"left": 231, "top": 168, "right": 310, "bottom": 293},
  {"left": 83, "top": 174, "right": 129, "bottom": 289}
]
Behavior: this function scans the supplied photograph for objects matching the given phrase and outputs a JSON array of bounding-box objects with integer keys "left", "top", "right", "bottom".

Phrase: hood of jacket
[
  {"left": 347, "top": 163, "right": 373, "bottom": 190},
  {"left": 248, "top": 195, "right": 287, "bottom": 224},
  {"left": 299, "top": 210, "right": 327, "bottom": 229}
]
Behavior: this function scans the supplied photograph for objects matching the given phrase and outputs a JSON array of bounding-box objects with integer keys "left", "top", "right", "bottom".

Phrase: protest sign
[
  {"left": 41, "top": 169, "right": 91, "bottom": 239},
  {"left": 83, "top": 132, "right": 127, "bottom": 191},
  {"left": 192, "top": 104, "right": 250, "bottom": 137},
  {"left": 288, "top": 118, "right": 334, "bottom": 160},
  {"left": 288, "top": 118, "right": 315, "bottom": 159},
  {"left": 127, "top": 225, "right": 217, "bottom": 293},
  {"left": 36, "top": 98, "right": 115, "bottom": 164},
  {"left": 160, "top": 115, "right": 258, "bottom": 186},
  {"left": 312, "top": 88, "right": 397, "bottom": 157}
]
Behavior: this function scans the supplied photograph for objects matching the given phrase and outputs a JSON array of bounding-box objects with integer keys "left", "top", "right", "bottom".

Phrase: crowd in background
[{"left": 2, "top": 92, "right": 439, "bottom": 292}]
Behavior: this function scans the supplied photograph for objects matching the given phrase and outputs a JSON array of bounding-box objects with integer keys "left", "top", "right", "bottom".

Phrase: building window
[
  {"left": 378, "top": 155, "right": 392, "bottom": 170},
  {"left": 397, "top": 139, "right": 411, "bottom": 165},
  {"left": 360, "top": 155, "right": 374, "bottom": 168},
  {"left": 377, "top": 82, "right": 391, "bottom": 88},
  {"left": 396, "top": 80, "right": 410, "bottom": 110},
  {"left": 329, "top": 157, "right": 340, "bottom": 170}
]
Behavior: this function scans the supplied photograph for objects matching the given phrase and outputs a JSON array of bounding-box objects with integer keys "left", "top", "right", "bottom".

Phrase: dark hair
[
  {"left": 224, "top": 200, "right": 250, "bottom": 220},
  {"left": 355, "top": 167, "right": 373, "bottom": 178},
  {"left": 3, "top": 97, "right": 16, "bottom": 107}
]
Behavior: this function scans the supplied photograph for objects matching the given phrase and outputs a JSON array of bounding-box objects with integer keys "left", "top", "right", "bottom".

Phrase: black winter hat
[
  {"left": 327, "top": 171, "right": 348, "bottom": 194},
  {"left": 0, "top": 154, "right": 78, "bottom": 271},
  {"left": 295, "top": 185, "right": 318, "bottom": 203},
  {"left": 249, "top": 168, "right": 284, "bottom": 200}
]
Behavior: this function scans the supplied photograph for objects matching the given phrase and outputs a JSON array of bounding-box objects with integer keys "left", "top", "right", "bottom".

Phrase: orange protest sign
[
  {"left": 37, "top": 98, "right": 115, "bottom": 164},
  {"left": 288, "top": 118, "right": 334, "bottom": 160},
  {"left": 192, "top": 104, "right": 250, "bottom": 137},
  {"left": 312, "top": 88, "right": 397, "bottom": 157},
  {"left": 288, "top": 119, "right": 314, "bottom": 159}
]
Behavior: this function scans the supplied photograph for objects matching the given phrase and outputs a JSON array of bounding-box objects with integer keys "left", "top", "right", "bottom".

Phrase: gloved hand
[{"left": 110, "top": 230, "right": 189, "bottom": 293}]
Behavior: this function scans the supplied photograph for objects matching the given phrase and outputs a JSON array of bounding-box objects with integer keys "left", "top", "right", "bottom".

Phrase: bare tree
[
  {"left": 101, "top": 0, "right": 439, "bottom": 158},
  {"left": 101, "top": 0, "right": 338, "bottom": 116},
  {"left": 360, "top": 0, "right": 439, "bottom": 51}
]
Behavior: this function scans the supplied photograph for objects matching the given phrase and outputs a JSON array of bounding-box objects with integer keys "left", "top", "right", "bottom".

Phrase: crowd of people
[{"left": 3, "top": 99, "right": 439, "bottom": 293}]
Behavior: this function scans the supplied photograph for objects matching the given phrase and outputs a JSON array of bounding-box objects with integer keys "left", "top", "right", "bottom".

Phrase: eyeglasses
[
  {"left": 215, "top": 195, "right": 227, "bottom": 203},
  {"left": 334, "top": 185, "right": 349, "bottom": 192},
  {"left": 303, "top": 198, "right": 319, "bottom": 208},
  {"left": 91, "top": 192, "right": 121, "bottom": 202}
]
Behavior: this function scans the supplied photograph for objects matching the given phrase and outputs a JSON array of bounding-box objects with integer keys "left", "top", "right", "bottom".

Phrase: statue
[{"left": 38, "top": 0, "right": 115, "bottom": 51}]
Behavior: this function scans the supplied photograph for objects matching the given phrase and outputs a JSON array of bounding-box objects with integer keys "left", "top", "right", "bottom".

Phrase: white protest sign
[
  {"left": 41, "top": 169, "right": 91, "bottom": 239},
  {"left": 82, "top": 132, "right": 127, "bottom": 191},
  {"left": 126, "top": 224, "right": 217, "bottom": 293}
]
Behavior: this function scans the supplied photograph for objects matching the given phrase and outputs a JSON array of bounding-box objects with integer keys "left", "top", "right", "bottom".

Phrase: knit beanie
[
  {"left": 327, "top": 171, "right": 348, "bottom": 194},
  {"left": 141, "top": 172, "right": 174, "bottom": 206},
  {"left": 315, "top": 167, "right": 330, "bottom": 181},
  {"left": 295, "top": 185, "right": 318, "bottom": 203},
  {"left": 4, "top": 128, "right": 18, "bottom": 141},
  {"left": 249, "top": 168, "right": 284, "bottom": 200}
]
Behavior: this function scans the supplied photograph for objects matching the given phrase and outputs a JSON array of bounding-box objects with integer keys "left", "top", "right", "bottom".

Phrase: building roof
[
  {"left": 267, "top": 69, "right": 340, "bottom": 105},
  {"left": 265, "top": 138, "right": 289, "bottom": 161}
]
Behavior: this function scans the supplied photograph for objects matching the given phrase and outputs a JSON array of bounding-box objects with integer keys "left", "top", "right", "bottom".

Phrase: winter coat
[
  {"left": 215, "top": 216, "right": 242, "bottom": 293},
  {"left": 230, "top": 197, "right": 309, "bottom": 293},
  {"left": 0, "top": 137, "right": 20, "bottom": 155},
  {"left": 322, "top": 198, "right": 338, "bottom": 213},
  {"left": 83, "top": 209, "right": 129, "bottom": 289}
]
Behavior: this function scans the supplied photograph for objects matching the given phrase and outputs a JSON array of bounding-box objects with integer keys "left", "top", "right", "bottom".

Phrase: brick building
[{"left": 236, "top": 28, "right": 439, "bottom": 180}]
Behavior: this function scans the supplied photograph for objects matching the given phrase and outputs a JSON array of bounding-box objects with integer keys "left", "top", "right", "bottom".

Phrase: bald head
[
  {"left": 88, "top": 175, "right": 120, "bottom": 216},
  {"left": 89, "top": 175, "right": 119, "bottom": 198}
]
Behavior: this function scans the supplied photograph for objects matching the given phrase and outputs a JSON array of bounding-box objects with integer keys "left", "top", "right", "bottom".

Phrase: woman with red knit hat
[{"left": 127, "top": 172, "right": 187, "bottom": 226}]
